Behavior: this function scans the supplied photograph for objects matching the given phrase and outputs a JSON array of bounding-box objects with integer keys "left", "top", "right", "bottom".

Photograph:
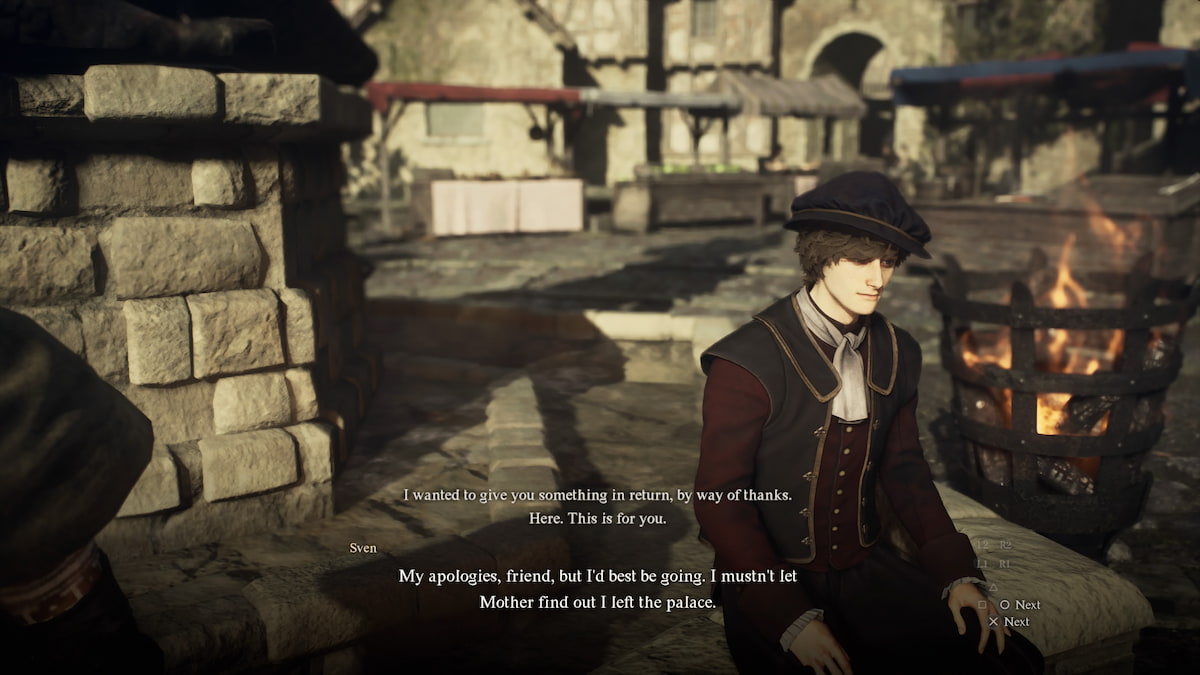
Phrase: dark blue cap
[{"left": 784, "top": 171, "right": 932, "bottom": 259}]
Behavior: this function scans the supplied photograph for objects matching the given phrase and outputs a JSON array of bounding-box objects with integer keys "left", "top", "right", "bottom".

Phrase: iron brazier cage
[{"left": 931, "top": 252, "right": 1199, "bottom": 558}]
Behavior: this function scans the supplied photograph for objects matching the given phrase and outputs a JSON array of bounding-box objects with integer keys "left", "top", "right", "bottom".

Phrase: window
[
  {"left": 691, "top": 0, "right": 718, "bottom": 39},
  {"left": 956, "top": 0, "right": 996, "bottom": 42},
  {"left": 425, "top": 102, "right": 484, "bottom": 138}
]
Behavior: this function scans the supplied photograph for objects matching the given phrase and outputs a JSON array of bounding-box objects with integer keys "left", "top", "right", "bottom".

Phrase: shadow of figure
[{"left": 452, "top": 232, "right": 784, "bottom": 313}]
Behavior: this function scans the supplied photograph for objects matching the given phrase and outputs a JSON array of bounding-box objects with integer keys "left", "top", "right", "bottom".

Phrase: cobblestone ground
[{"left": 353, "top": 218, "right": 1200, "bottom": 673}]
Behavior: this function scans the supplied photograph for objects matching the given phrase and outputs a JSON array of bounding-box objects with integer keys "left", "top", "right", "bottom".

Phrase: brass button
[
  {"left": 832, "top": 526, "right": 839, "bottom": 532},
  {"left": 838, "top": 470, "right": 846, "bottom": 477},
  {"left": 845, "top": 425, "right": 853, "bottom": 433},
  {"left": 832, "top": 544, "right": 839, "bottom": 551},
  {"left": 842, "top": 448, "right": 851, "bottom": 455},
  {"left": 836, "top": 489, "right": 844, "bottom": 496},
  {"left": 833, "top": 508, "right": 840, "bottom": 515}
]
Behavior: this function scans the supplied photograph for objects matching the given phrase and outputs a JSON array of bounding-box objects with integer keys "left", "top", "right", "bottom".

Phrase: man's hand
[
  {"left": 947, "top": 582, "right": 1010, "bottom": 654},
  {"left": 788, "top": 620, "right": 852, "bottom": 675}
]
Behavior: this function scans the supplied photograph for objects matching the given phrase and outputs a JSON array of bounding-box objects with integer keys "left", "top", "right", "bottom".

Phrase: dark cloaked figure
[
  {"left": 0, "top": 307, "right": 164, "bottom": 672},
  {"left": 695, "top": 172, "right": 1044, "bottom": 674}
]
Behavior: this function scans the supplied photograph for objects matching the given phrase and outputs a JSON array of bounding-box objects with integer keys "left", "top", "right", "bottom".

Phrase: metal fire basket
[{"left": 931, "top": 252, "right": 1199, "bottom": 558}]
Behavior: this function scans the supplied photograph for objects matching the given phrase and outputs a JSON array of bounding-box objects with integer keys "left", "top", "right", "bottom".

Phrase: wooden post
[
  {"left": 377, "top": 105, "right": 390, "bottom": 235},
  {"left": 720, "top": 114, "right": 731, "bottom": 166}
]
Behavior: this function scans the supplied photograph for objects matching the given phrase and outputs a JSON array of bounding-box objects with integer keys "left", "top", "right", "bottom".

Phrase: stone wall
[
  {"left": 1161, "top": 0, "right": 1200, "bottom": 48},
  {"left": 348, "top": 0, "right": 567, "bottom": 198},
  {"left": 0, "top": 65, "right": 379, "bottom": 558}
]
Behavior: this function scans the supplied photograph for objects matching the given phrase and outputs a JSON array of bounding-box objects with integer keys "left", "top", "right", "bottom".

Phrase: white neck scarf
[{"left": 796, "top": 289, "right": 868, "bottom": 422}]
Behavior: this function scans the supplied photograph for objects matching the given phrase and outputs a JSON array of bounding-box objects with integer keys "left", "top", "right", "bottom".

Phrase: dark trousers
[{"left": 720, "top": 546, "right": 1044, "bottom": 675}]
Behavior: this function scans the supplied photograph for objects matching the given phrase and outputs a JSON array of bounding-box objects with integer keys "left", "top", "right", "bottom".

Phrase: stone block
[
  {"left": 106, "top": 217, "right": 262, "bottom": 299},
  {"left": 188, "top": 290, "right": 285, "bottom": 378},
  {"left": 620, "top": 340, "right": 697, "bottom": 384},
  {"left": 5, "top": 156, "right": 73, "bottom": 214},
  {"left": 76, "top": 154, "right": 192, "bottom": 209},
  {"left": 284, "top": 421, "right": 335, "bottom": 483},
  {"left": 242, "top": 553, "right": 417, "bottom": 662},
  {"left": 78, "top": 302, "right": 128, "bottom": 380},
  {"left": 484, "top": 398, "right": 542, "bottom": 433},
  {"left": 123, "top": 381, "right": 216, "bottom": 445},
  {"left": 277, "top": 288, "right": 317, "bottom": 365},
  {"left": 83, "top": 65, "right": 220, "bottom": 121},
  {"left": 212, "top": 372, "right": 292, "bottom": 434},
  {"left": 243, "top": 145, "right": 280, "bottom": 206},
  {"left": 295, "top": 274, "right": 333, "bottom": 348},
  {"left": 612, "top": 183, "right": 651, "bottom": 233},
  {"left": 0, "top": 226, "right": 96, "bottom": 305},
  {"left": 124, "top": 297, "right": 192, "bottom": 385},
  {"left": 244, "top": 203, "right": 287, "bottom": 289},
  {"left": 486, "top": 376, "right": 539, "bottom": 432},
  {"left": 192, "top": 158, "right": 251, "bottom": 208},
  {"left": 584, "top": 310, "right": 673, "bottom": 341},
  {"left": 117, "top": 443, "right": 182, "bottom": 517},
  {"left": 19, "top": 306, "right": 84, "bottom": 355},
  {"left": 16, "top": 75, "right": 84, "bottom": 116},
  {"left": 284, "top": 368, "right": 320, "bottom": 423},
  {"left": 487, "top": 465, "right": 560, "bottom": 522},
  {"left": 489, "top": 444, "right": 557, "bottom": 473},
  {"left": 199, "top": 428, "right": 298, "bottom": 502},
  {"left": 220, "top": 73, "right": 325, "bottom": 127},
  {"left": 489, "top": 426, "right": 545, "bottom": 449}
]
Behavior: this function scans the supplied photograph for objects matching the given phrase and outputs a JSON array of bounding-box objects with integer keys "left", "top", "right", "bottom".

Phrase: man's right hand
[{"left": 788, "top": 620, "right": 853, "bottom": 675}]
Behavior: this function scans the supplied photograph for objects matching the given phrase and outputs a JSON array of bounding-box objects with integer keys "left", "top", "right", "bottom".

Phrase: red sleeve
[
  {"left": 695, "top": 358, "right": 814, "bottom": 642},
  {"left": 879, "top": 394, "right": 981, "bottom": 587}
]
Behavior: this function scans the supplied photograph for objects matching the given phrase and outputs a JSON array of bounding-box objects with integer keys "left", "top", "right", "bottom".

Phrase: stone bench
[{"left": 885, "top": 484, "right": 1156, "bottom": 675}]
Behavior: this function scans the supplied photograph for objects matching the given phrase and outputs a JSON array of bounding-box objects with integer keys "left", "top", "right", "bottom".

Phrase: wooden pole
[{"left": 378, "top": 106, "right": 391, "bottom": 235}]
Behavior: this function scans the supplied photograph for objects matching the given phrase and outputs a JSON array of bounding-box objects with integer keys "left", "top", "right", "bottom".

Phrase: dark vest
[{"left": 701, "top": 294, "right": 921, "bottom": 563}]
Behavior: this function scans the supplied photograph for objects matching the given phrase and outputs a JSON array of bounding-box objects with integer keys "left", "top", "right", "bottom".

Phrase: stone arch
[{"left": 800, "top": 25, "right": 897, "bottom": 159}]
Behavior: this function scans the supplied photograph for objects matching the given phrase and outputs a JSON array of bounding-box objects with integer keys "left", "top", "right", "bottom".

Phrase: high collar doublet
[{"left": 751, "top": 294, "right": 898, "bottom": 403}]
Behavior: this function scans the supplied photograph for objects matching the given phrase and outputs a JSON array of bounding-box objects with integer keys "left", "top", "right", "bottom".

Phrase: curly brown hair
[{"left": 793, "top": 228, "right": 906, "bottom": 285}]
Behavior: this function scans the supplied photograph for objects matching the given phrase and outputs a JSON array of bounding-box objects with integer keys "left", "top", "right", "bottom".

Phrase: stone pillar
[{"left": 0, "top": 65, "right": 381, "bottom": 558}]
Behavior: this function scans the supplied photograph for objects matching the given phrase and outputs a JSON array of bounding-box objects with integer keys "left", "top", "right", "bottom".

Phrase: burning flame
[{"left": 956, "top": 201, "right": 1161, "bottom": 479}]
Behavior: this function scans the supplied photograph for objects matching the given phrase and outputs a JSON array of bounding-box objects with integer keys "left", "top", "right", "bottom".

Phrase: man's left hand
[{"left": 947, "top": 582, "right": 1010, "bottom": 654}]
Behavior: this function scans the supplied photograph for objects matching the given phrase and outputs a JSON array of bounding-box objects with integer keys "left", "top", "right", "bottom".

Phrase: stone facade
[
  {"left": 0, "top": 65, "right": 380, "bottom": 559},
  {"left": 351, "top": 0, "right": 567, "bottom": 197},
  {"left": 660, "top": 0, "right": 776, "bottom": 170},
  {"left": 1161, "top": 0, "right": 1200, "bottom": 49}
]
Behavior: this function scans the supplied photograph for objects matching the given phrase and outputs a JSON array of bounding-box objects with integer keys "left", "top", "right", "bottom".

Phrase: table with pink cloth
[{"left": 428, "top": 179, "right": 584, "bottom": 236}]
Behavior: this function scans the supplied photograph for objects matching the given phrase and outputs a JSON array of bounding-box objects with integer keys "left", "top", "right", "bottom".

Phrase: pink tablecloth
[{"left": 429, "top": 179, "right": 583, "bottom": 236}]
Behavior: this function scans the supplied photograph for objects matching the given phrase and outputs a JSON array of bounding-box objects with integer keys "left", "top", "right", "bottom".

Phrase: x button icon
[{"left": 987, "top": 614, "right": 1001, "bottom": 628}]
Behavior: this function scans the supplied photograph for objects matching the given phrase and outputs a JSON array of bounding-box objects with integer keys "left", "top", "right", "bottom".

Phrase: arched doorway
[{"left": 811, "top": 32, "right": 892, "bottom": 159}]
